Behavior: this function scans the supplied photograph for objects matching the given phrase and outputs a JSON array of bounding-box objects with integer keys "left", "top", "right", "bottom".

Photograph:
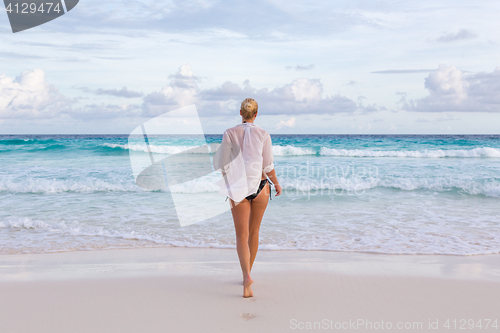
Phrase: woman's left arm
[{"left": 217, "top": 130, "right": 231, "bottom": 176}]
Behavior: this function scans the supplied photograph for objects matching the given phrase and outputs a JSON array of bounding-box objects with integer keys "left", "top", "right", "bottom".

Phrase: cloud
[
  {"left": 2, "top": 65, "right": 383, "bottom": 122},
  {"left": 0, "top": 69, "right": 141, "bottom": 121},
  {"left": 351, "top": 122, "right": 372, "bottom": 130},
  {"left": 371, "top": 69, "right": 436, "bottom": 74},
  {"left": 436, "top": 114, "right": 459, "bottom": 122},
  {"left": 199, "top": 78, "right": 371, "bottom": 115},
  {"left": 43, "top": 0, "right": 377, "bottom": 41},
  {"left": 0, "top": 51, "right": 46, "bottom": 60},
  {"left": 286, "top": 64, "right": 315, "bottom": 71},
  {"left": 415, "top": 118, "right": 430, "bottom": 123},
  {"left": 80, "top": 86, "right": 143, "bottom": 98},
  {"left": 144, "top": 64, "right": 382, "bottom": 116},
  {"left": 0, "top": 69, "right": 72, "bottom": 119},
  {"left": 142, "top": 64, "right": 199, "bottom": 116},
  {"left": 401, "top": 64, "right": 500, "bottom": 112},
  {"left": 66, "top": 103, "right": 141, "bottom": 120},
  {"left": 13, "top": 40, "right": 122, "bottom": 52},
  {"left": 415, "top": 114, "right": 458, "bottom": 123},
  {"left": 275, "top": 117, "right": 296, "bottom": 130},
  {"left": 202, "top": 75, "right": 382, "bottom": 116},
  {"left": 435, "top": 29, "right": 477, "bottom": 43}
]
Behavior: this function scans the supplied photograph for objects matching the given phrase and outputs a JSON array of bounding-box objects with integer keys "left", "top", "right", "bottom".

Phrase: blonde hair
[{"left": 240, "top": 98, "right": 258, "bottom": 119}]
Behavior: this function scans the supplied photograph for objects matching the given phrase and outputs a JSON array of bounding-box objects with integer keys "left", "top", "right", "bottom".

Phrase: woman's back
[{"left": 222, "top": 122, "right": 274, "bottom": 199}]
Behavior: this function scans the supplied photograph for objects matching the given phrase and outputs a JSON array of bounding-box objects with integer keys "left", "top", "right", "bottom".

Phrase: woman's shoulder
[
  {"left": 224, "top": 123, "right": 269, "bottom": 139},
  {"left": 255, "top": 125, "right": 271, "bottom": 138},
  {"left": 224, "top": 125, "right": 241, "bottom": 135},
  {"left": 223, "top": 125, "right": 243, "bottom": 140}
]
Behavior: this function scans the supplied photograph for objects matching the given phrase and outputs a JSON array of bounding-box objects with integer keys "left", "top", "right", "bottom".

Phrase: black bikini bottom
[{"left": 245, "top": 179, "right": 271, "bottom": 201}]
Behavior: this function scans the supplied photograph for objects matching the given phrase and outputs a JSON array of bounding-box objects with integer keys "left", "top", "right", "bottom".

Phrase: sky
[{"left": 1, "top": 0, "right": 500, "bottom": 134}]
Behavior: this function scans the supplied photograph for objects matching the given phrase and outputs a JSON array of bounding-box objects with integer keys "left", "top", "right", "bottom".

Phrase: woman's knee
[
  {"left": 236, "top": 233, "right": 249, "bottom": 242},
  {"left": 249, "top": 228, "right": 260, "bottom": 237}
]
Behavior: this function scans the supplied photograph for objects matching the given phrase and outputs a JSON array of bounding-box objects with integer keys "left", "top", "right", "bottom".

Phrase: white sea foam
[
  {"left": 102, "top": 143, "right": 198, "bottom": 155},
  {"left": 0, "top": 177, "right": 141, "bottom": 193},
  {"left": 1, "top": 216, "right": 59, "bottom": 231},
  {"left": 281, "top": 177, "right": 500, "bottom": 197},
  {"left": 1, "top": 175, "right": 499, "bottom": 197},
  {"left": 2, "top": 211, "right": 500, "bottom": 256},
  {"left": 382, "top": 178, "right": 500, "bottom": 196},
  {"left": 319, "top": 147, "right": 500, "bottom": 158},
  {"left": 107, "top": 143, "right": 317, "bottom": 156},
  {"left": 273, "top": 145, "right": 316, "bottom": 156},
  {"left": 0, "top": 216, "right": 233, "bottom": 254},
  {"left": 102, "top": 143, "right": 500, "bottom": 158},
  {"left": 483, "top": 185, "right": 500, "bottom": 197}
]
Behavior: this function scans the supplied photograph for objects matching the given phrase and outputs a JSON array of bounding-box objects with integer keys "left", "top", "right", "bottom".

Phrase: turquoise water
[{"left": 1, "top": 134, "right": 500, "bottom": 255}]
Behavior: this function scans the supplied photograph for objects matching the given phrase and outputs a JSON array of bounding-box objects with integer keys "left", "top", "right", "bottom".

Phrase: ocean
[{"left": 1, "top": 134, "right": 499, "bottom": 255}]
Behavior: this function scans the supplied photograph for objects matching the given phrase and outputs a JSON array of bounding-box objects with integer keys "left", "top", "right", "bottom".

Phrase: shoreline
[
  {"left": 1, "top": 247, "right": 500, "bottom": 332},
  {"left": 2, "top": 246, "right": 500, "bottom": 282},
  {"left": 3, "top": 243, "right": 500, "bottom": 258}
]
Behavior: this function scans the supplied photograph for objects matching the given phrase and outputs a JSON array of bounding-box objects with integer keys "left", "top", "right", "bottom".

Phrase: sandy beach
[{"left": 1, "top": 247, "right": 500, "bottom": 333}]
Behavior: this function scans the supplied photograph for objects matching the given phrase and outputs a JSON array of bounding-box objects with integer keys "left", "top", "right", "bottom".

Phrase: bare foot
[{"left": 243, "top": 275, "right": 254, "bottom": 298}]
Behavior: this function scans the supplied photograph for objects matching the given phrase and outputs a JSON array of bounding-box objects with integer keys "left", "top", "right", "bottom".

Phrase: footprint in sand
[{"left": 240, "top": 313, "right": 255, "bottom": 320}]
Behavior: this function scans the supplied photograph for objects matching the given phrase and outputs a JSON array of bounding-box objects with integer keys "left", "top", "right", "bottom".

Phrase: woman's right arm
[
  {"left": 265, "top": 169, "right": 282, "bottom": 196},
  {"left": 263, "top": 132, "right": 282, "bottom": 196}
]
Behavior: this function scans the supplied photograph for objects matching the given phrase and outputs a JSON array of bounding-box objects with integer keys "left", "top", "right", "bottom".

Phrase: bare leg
[
  {"left": 230, "top": 199, "right": 254, "bottom": 297},
  {"left": 249, "top": 182, "right": 270, "bottom": 272}
]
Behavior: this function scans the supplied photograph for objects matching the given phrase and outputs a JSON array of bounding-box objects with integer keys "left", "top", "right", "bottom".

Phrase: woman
[{"left": 220, "top": 98, "right": 282, "bottom": 298}]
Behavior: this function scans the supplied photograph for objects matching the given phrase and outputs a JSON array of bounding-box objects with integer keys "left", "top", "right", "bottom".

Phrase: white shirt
[{"left": 214, "top": 122, "right": 274, "bottom": 202}]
